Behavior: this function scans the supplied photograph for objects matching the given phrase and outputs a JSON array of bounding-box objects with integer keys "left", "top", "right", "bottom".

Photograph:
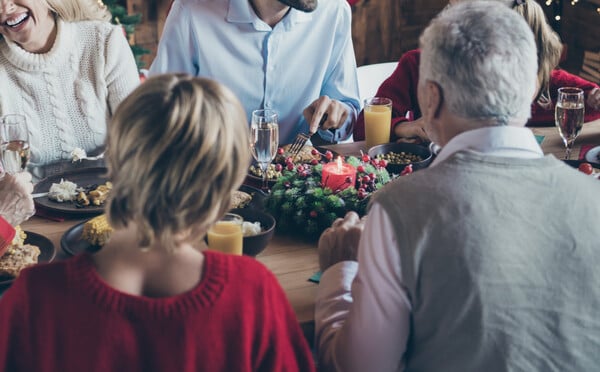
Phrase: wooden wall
[
  {"left": 558, "top": 1, "right": 600, "bottom": 74},
  {"left": 351, "top": 0, "right": 445, "bottom": 66},
  {"left": 127, "top": 0, "right": 599, "bottom": 74}
]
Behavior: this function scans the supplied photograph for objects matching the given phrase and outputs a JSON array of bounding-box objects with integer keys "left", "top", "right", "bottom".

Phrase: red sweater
[
  {"left": 354, "top": 49, "right": 600, "bottom": 141},
  {"left": 0, "top": 251, "right": 315, "bottom": 372}
]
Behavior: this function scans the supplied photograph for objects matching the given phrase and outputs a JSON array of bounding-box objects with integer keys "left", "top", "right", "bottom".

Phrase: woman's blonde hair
[
  {"left": 513, "top": 0, "right": 563, "bottom": 104},
  {"left": 106, "top": 74, "right": 251, "bottom": 251},
  {"left": 45, "top": 0, "right": 112, "bottom": 22}
]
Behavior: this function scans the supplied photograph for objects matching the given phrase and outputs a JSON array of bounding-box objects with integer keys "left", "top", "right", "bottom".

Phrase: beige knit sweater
[{"left": 0, "top": 19, "right": 139, "bottom": 176}]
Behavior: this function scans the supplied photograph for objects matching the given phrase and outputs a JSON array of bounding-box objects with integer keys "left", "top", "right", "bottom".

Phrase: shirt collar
[
  {"left": 227, "top": 0, "right": 312, "bottom": 30},
  {"left": 431, "top": 126, "right": 544, "bottom": 167}
]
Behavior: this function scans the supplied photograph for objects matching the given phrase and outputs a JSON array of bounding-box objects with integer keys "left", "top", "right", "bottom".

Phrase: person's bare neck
[
  {"left": 92, "top": 224, "right": 207, "bottom": 298},
  {"left": 250, "top": 0, "right": 290, "bottom": 27}
]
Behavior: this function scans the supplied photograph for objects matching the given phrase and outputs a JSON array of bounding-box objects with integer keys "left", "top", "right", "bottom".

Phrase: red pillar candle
[{"left": 321, "top": 156, "right": 356, "bottom": 192}]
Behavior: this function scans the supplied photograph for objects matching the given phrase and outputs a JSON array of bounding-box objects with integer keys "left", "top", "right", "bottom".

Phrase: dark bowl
[
  {"left": 230, "top": 208, "right": 276, "bottom": 257},
  {"left": 368, "top": 142, "right": 433, "bottom": 174}
]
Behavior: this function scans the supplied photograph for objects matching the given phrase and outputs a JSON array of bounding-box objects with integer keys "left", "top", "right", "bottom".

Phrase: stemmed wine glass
[
  {"left": 0, "top": 114, "right": 31, "bottom": 175},
  {"left": 250, "top": 109, "right": 279, "bottom": 192},
  {"left": 555, "top": 87, "right": 585, "bottom": 160}
]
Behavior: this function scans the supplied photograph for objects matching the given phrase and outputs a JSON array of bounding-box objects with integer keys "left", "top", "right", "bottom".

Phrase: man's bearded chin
[{"left": 278, "top": 0, "right": 318, "bottom": 12}]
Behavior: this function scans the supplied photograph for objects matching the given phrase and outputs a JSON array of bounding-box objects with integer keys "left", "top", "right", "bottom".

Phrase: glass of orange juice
[
  {"left": 364, "top": 97, "right": 392, "bottom": 149},
  {"left": 207, "top": 213, "right": 244, "bottom": 255}
]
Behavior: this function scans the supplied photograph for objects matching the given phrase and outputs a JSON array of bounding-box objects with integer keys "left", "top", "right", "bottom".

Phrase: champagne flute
[
  {"left": 0, "top": 114, "right": 31, "bottom": 175},
  {"left": 250, "top": 109, "right": 279, "bottom": 192},
  {"left": 555, "top": 87, "right": 584, "bottom": 160}
]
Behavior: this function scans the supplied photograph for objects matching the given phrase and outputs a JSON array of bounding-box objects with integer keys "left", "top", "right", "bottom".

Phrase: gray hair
[{"left": 419, "top": 1, "right": 538, "bottom": 126}]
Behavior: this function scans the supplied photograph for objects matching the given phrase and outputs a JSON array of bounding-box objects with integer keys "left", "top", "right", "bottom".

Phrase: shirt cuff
[{"left": 319, "top": 261, "right": 359, "bottom": 293}]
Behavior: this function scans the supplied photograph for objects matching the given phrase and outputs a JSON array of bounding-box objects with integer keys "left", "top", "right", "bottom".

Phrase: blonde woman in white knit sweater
[{"left": 0, "top": 0, "right": 139, "bottom": 180}]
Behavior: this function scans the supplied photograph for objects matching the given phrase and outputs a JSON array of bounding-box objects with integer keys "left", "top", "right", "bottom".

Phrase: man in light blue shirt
[{"left": 150, "top": 0, "right": 360, "bottom": 145}]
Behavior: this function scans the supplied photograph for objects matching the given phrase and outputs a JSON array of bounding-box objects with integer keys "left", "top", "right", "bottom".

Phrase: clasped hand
[
  {"left": 318, "top": 211, "right": 365, "bottom": 272},
  {"left": 0, "top": 172, "right": 35, "bottom": 226}
]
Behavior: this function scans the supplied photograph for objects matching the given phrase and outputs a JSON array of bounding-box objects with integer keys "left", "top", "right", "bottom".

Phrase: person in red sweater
[
  {"left": 353, "top": 0, "right": 600, "bottom": 143},
  {"left": 0, "top": 74, "right": 315, "bottom": 372}
]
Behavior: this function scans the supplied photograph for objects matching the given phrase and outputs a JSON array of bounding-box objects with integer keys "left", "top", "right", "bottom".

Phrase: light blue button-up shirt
[{"left": 150, "top": 0, "right": 360, "bottom": 145}]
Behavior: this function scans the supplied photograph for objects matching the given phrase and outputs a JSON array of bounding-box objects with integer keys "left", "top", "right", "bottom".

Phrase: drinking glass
[
  {"left": 555, "top": 87, "right": 584, "bottom": 160},
  {"left": 250, "top": 109, "right": 279, "bottom": 192},
  {"left": 364, "top": 97, "right": 392, "bottom": 149},
  {"left": 207, "top": 213, "right": 244, "bottom": 255},
  {"left": 0, "top": 114, "right": 31, "bottom": 175}
]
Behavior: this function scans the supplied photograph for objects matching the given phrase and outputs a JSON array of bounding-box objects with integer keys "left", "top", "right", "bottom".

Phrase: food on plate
[
  {"left": 230, "top": 190, "right": 253, "bottom": 209},
  {"left": 77, "top": 182, "right": 112, "bottom": 206},
  {"left": 242, "top": 221, "right": 263, "bottom": 237},
  {"left": 374, "top": 151, "right": 424, "bottom": 165},
  {"left": 249, "top": 145, "right": 324, "bottom": 181},
  {"left": 248, "top": 163, "right": 283, "bottom": 181},
  {"left": 71, "top": 147, "right": 87, "bottom": 162},
  {"left": 0, "top": 227, "right": 41, "bottom": 278},
  {"left": 47, "top": 179, "right": 112, "bottom": 208},
  {"left": 48, "top": 179, "right": 79, "bottom": 202},
  {"left": 276, "top": 144, "right": 321, "bottom": 164},
  {"left": 82, "top": 214, "right": 113, "bottom": 246}
]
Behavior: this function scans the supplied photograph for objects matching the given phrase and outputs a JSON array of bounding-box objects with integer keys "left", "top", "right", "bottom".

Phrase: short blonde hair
[
  {"left": 106, "top": 74, "right": 251, "bottom": 251},
  {"left": 46, "top": 0, "right": 112, "bottom": 22},
  {"left": 513, "top": 0, "right": 563, "bottom": 103}
]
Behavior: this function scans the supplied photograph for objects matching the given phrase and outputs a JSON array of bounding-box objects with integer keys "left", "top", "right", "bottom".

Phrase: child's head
[
  {"left": 512, "top": 0, "right": 562, "bottom": 101},
  {"left": 106, "top": 74, "right": 251, "bottom": 251}
]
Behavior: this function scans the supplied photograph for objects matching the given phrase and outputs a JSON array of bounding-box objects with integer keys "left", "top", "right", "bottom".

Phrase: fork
[{"left": 288, "top": 114, "right": 328, "bottom": 160}]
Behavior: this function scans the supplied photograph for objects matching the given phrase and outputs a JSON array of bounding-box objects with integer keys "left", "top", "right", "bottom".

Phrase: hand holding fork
[{"left": 288, "top": 96, "right": 349, "bottom": 159}]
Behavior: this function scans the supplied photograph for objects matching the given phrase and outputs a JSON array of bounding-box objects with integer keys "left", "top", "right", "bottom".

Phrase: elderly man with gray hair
[{"left": 315, "top": 1, "right": 600, "bottom": 371}]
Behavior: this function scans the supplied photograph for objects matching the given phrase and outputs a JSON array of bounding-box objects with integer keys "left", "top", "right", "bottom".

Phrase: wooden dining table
[{"left": 11, "top": 118, "right": 600, "bottom": 346}]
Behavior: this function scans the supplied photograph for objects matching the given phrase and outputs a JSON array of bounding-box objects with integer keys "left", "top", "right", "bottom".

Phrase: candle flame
[{"left": 336, "top": 156, "right": 343, "bottom": 172}]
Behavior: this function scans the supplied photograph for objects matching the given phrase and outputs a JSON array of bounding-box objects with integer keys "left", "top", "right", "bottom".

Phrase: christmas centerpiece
[{"left": 266, "top": 149, "right": 412, "bottom": 240}]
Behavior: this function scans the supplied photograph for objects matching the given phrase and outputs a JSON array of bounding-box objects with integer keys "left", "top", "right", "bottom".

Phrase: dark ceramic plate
[
  {"left": 238, "top": 184, "right": 267, "bottom": 210},
  {"left": 60, "top": 221, "right": 98, "bottom": 257},
  {"left": 34, "top": 167, "right": 108, "bottom": 216},
  {"left": 0, "top": 231, "right": 56, "bottom": 286}
]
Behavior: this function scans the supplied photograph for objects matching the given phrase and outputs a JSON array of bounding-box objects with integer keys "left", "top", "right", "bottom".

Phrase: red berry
[
  {"left": 368, "top": 173, "right": 376, "bottom": 180},
  {"left": 578, "top": 162, "right": 594, "bottom": 175},
  {"left": 297, "top": 165, "right": 305, "bottom": 172},
  {"left": 378, "top": 159, "right": 387, "bottom": 168},
  {"left": 400, "top": 164, "right": 413, "bottom": 176},
  {"left": 309, "top": 210, "right": 318, "bottom": 218},
  {"left": 285, "top": 156, "right": 293, "bottom": 165},
  {"left": 357, "top": 165, "right": 365, "bottom": 173},
  {"left": 310, "top": 159, "right": 319, "bottom": 165},
  {"left": 274, "top": 164, "right": 283, "bottom": 172},
  {"left": 287, "top": 163, "right": 294, "bottom": 171},
  {"left": 277, "top": 147, "right": 285, "bottom": 155},
  {"left": 325, "top": 151, "right": 333, "bottom": 160},
  {"left": 357, "top": 191, "right": 367, "bottom": 199},
  {"left": 362, "top": 176, "right": 371, "bottom": 183},
  {"left": 311, "top": 148, "right": 319, "bottom": 156},
  {"left": 357, "top": 187, "right": 366, "bottom": 193},
  {"left": 362, "top": 154, "right": 370, "bottom": 162}
]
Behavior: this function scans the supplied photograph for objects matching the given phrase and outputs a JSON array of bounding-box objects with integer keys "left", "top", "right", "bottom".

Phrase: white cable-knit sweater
[{"left": 0, "top": 19, "right": 139, "bottom": 176}]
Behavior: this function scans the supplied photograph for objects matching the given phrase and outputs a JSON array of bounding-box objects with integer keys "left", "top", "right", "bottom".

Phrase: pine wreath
[{"left": 266, "top": 154, "right": 399, "bottom": 240}]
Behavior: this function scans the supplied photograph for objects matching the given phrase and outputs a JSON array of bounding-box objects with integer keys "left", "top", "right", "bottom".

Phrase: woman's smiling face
[{"left": 0, "top": 0, "right": 56, "bottom": 53}]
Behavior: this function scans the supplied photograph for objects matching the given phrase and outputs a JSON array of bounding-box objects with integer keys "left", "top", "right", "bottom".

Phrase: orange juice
[
  {"left": 364, "top": 104, "right": 392, "bottom": 149},
  {"left": 207, "top": 221, "right": 243, "bottom": 255}
]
